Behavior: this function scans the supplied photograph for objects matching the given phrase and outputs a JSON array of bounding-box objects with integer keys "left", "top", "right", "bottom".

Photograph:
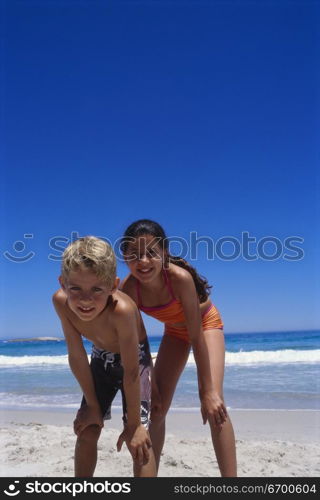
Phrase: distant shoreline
[
  {"left": 4, "top": 337, "right": 65, "bottom": 343},
  {"left": 1, "top": 329, "right": 319, "bottom": 342}
]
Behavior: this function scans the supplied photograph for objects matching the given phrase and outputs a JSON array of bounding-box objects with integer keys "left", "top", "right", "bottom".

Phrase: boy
[{"left": 52, "top": 236, "right": 156, "bottom": 477}]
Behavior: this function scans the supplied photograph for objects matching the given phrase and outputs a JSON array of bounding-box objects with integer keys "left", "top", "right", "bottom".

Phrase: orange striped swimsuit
[{"left": 136, "top": 270, "right": 223, "bottom": 344}]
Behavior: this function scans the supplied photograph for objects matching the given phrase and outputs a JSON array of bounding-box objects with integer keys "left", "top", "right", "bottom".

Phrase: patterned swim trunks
[{"left": 80, "top": 337, "right": 151, "bottom": 428}]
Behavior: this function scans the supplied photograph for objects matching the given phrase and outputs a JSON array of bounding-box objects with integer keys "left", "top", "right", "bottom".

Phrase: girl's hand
[
  {"left": 73, "top": 404, "right": 103, "bottom": 436},
  {"left": 200, "top": 392, "right": 228, "bottom": 429},
  {"left": 116, "top": 424, "right": 152, "bottom": 466}
]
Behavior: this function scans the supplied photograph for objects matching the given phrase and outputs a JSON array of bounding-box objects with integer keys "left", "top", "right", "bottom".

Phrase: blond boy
[{"left": 53, "top": 236, "right": 156, "bottom": 477}]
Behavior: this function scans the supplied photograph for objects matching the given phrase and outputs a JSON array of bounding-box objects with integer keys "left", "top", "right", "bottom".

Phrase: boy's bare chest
[{"left": 69, "top": 311, "right": 120, "bottom": 353}]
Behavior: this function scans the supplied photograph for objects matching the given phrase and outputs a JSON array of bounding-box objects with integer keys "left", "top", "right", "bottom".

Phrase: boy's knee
[{"left": 77, "top": 425, "right": 101, "bottom": 445}]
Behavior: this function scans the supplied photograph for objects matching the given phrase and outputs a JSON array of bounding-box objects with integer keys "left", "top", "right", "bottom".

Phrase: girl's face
[{"left": 124, "top": 234, "right": 165, "bottom": 283}]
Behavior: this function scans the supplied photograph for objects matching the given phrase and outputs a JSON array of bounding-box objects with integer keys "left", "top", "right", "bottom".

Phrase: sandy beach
[{"left": 1, "top": 408, "right": 319, "bottom": 477}]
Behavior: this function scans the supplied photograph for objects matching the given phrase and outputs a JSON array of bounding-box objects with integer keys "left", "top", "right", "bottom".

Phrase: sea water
[{"left": 0, "top": 330, "right": 319, "bottom": 412}]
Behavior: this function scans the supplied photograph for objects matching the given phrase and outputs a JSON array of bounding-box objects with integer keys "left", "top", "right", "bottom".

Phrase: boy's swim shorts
[{"left": 79, "top": 337, "right": 151, "bottom": 428}]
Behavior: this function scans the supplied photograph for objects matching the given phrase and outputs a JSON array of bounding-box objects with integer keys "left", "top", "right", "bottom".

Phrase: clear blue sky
[{"left": 1, "top": 0, "right": 319, "bottom": 339}]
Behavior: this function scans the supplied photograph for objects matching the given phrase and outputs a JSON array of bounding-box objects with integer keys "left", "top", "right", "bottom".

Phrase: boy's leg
[
  {"left": 74, "top": 352, "right": 118, "bottom": 477},
  {"left": 149, "top": 335, "right": 190, "bottom": 471},
  {"left": 74, "top": 424, "right": 102, "bottom": 477}
]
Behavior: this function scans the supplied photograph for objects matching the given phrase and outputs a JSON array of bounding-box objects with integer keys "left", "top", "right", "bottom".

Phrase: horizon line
[{"left": 1, "top": 328, "right": 319, "bottom": 342}]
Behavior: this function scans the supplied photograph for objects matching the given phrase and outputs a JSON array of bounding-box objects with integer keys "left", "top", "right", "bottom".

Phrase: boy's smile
[
  {"left": 60, "top": 267, "right": 117, "bottom": 321},
  {"left": 77, "top": 305, "right": 95, "bottom": 316}
]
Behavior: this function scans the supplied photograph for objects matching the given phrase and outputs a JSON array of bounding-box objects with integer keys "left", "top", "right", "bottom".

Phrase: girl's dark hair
[{"left": 121, "top": 219, "right": 212, "bottom": 303}]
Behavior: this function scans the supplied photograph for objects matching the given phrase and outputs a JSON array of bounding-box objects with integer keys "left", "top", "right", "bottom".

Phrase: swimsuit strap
[
  {"left": 136, "top": 269, "right": 176, "bottom": 309},
  {"left": 163, "top": 268, "right": 176, "bottom": 300}
]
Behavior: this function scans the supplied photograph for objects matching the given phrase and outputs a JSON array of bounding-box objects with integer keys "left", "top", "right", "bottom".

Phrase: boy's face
[
  {"left": 124, "top": 234, "right": 165, "bottom": 283},
  {"left": 60, "top": 267, "right": 119, "bottom": 321}
]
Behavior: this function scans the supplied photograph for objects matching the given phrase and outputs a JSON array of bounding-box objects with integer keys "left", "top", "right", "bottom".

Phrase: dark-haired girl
[{"left": 120, "top": 220, "right": 237, "bottom": 476}]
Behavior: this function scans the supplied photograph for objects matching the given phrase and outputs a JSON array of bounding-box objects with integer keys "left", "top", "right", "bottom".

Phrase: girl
[{"left": 120, "top": 219, "right": 237, "bottom": 476}]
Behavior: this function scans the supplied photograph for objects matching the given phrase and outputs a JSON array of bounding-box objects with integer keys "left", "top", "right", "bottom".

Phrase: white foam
[
  {"left": 155, "top": 349, "right": 320, "bottom": 366},
  {"left": 0, "top": 355, "right": 75, "bottom": 366},
  {"left": 225, "top": 349, "right": 320, "bottom": 365},
  {"left": 1, "top": 349, "right": 319, "bottom": 367}
]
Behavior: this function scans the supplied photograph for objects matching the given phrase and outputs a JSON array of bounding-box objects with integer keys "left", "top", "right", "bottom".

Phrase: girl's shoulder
[
  {"left": 119, "top": 273, "right": 138, "bottom": 302},
  {"left": 167, "top": 263, "right": 194, "bottom": 289}
]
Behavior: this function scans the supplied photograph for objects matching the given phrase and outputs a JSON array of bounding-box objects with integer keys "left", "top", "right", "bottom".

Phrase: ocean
[{"left": 0, "top": 330, "right": 319, "bottom": 413}]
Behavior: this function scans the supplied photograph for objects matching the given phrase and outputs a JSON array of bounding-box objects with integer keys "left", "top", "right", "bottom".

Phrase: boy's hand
[
  {"left": 73, "top": 404, "right": 104, "bottom": 436},
  {"left": 200, "top": 391, "right": 228, "bottom": 430},
  {"left": 116, "top": 424, "right": 152, "bottom": 465}
]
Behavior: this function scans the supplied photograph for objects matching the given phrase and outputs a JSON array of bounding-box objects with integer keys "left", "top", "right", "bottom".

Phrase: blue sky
[{"left": 1, "top": 0, "right": 319, "bottom": 339}]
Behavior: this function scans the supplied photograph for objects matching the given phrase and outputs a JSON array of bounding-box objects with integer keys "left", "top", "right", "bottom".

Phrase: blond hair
[{"left": 61, "top": 236, "right": 116, "bottom": 287}]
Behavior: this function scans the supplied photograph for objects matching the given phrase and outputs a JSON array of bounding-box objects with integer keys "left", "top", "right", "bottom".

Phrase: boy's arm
[
  {"left": 119, "top": 283, "right": 161, "bottom": 417},
  {"left": 115, "top": 302, "right": 151, "bottom": 463},
  {"left": 117, "top": 306, "right": 142, "bottom": 429},
  {"left": 52, "top": 293, "right": 103, "bottom": 433}
]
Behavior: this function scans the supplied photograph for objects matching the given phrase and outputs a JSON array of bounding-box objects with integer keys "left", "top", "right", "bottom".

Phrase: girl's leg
[
  {"left": 149, "top": 335, "right": 191, "bottom": 471},
  {"left": 74, "top": 424, "right": 101, "bottom": 477},
  {"left": 203, "top": 328, "right": 237, "bottom": 477}
]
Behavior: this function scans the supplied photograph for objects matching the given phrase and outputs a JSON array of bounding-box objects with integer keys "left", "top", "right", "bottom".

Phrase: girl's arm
[
  {"left": 177, "top": 273, "right": 213, "bottom": 395},
  {"left": 176, "top": 272, "right": 227, "bottom": 427},
  {"left": 149, "top": 354, "right": 162, "bottom": 417}
]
